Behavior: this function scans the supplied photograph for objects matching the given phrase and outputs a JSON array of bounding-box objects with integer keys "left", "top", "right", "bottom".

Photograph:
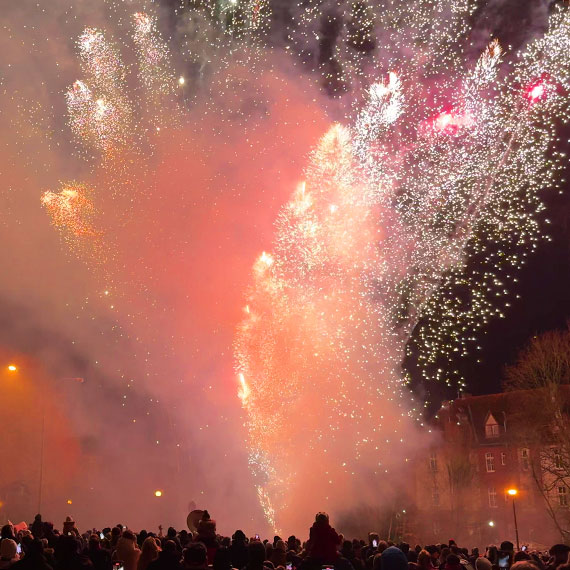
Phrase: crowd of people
[{"left": 0, "top": 511, "right": 569, "bottom": 570}]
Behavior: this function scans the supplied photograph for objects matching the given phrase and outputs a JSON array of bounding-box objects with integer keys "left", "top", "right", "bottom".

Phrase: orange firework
[{"left": 41, "top": 183, "right": 103, "bottom": 260}]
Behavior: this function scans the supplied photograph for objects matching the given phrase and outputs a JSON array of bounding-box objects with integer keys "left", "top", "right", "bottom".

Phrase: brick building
[{"left": 413, "top": 391, "right": 569, "bottom": 548}]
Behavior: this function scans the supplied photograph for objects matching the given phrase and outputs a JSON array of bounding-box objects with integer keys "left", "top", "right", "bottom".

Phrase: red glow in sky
[
  {"left": 526, "top": 81, "right": 547, "bottom": 103},
  {"left": 431, "top": 109, "right": 473, "bottom": 134}
]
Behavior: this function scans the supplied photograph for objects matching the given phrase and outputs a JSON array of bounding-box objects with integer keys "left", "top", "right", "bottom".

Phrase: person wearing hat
[
  {"left": 381, "top": 546, "right": 409, "bottom": 570},
  {"left": 475, "top": 557, "right": 492, "bottom": 570},
  {"left": 0, "top": 539, "right": 19, "bottom": 569},
  {"left": 195, "top": 511, "right": 218, "bottom": 565},
  {"left": 229, "top": 531, "right": 248, "bottom": 570}
]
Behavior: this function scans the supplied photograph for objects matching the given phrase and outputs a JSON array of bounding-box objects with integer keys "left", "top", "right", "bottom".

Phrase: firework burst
[{"left": 236, "top": 4, "right": 570, "bottom": 530}]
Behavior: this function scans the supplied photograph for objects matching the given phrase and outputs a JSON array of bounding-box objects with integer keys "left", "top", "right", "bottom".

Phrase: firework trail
[{"left": 236, "top": 4, "right": 570, "bottom": 531}]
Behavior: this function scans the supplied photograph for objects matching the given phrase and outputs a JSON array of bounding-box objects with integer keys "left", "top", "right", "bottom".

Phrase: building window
[
  {"left": 432, "top": 485, "right": 440, "bottom": 507},
  {"left": 559, "top": 486, "right": 568, "bottom": 507},
  {"left": 429, "top": 452, "right": 438, "bottom": 472},
  {"left": 486, "top": 452, "right": 495, "bottom": 473},
  {"left": 488, "top": 487, "right": 498, "bottom": 508},
  {"left": 501, "top": 452, "right": 507, "bottom": 466},
  {"left": 521, "top": 448, "right": 530, "bottom": 471},
  {"left": 554, "top": 448, "right": 563, "bottom": 470}
]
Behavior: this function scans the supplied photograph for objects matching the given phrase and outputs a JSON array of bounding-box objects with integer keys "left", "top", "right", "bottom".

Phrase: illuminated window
[
  {"left": 429, "top": 452, "right": 438, "bottom": 472},
  {"left": 486, "top": 452, "right": 495, "bottom": 473},
  {"left": 521, "top": 448, "right": 529, "bottom": 471},
  {"left": 488, "top": 487, "right": 498, "bottom": 508},
  {"left": 501, "top": 452, "right": 507, "bottom": 466}
]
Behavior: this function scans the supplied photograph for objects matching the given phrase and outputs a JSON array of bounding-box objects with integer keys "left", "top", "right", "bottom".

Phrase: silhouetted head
[
  {"left": 248, "top": 540, "right": 267, "bottom": 566},
  {"left": 58, "top": 535, "right": 80, "bottom": 558},
  {"left": 233, "top": 530, "right": 246, "bottom": 543},
  {"left": 475, "top": 557, "right": 492, "bottom": 570},
  {"left": 214, "top": 546, "right": 233, "bottom": 570},
  {"left": 123, "top": 529, "right": 136, "bottom": 542},
  {"left": 418, "top": 549, "right": 432, "bottom": 568},
  {"left": 26, "top": 538, "right": 45, "bottom": 558},
  {"left": 0, "top": 539, "right": 18, "bottom": 560},
  {"left": 164, "top": 540, "right": 177, "bottom": 553},
  {"left": 141, "top": 536, "right": 160, "bottom": 558},
  {"left": 549, "top": 544, "right": 570, "bottom": 564},
  {"left": 185, "top": 542, "right": 208, "bottom": 567},
  {"left": 446, "top": 554, "right": 461, "bottom": 567},
  {"left": 381, "top": 546, "right": 409, "bottom": 570}
]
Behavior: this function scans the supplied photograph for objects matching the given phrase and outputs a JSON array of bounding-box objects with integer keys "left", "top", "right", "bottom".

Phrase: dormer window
[{"left": 485, "top": 413, "right": 501, "bottom": 438}]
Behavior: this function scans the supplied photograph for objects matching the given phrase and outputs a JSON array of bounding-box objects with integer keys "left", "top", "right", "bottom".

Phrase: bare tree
[
  {"left": 504, "top": 326, "right": 570, "bottom": 391},
  {"left": 504, "top": 326, "right": 570, "bottom": 543}
]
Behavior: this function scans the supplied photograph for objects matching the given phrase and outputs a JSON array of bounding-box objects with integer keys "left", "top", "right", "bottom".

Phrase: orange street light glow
[
  {"left": 507, "top": 488, "right": 518, "bottom": 496},
  {"left": 7, "top": 365, "right": 17, "bottom": 372},
  {"left": 154, "top": 490, "right": 162, "bottom": 497}
]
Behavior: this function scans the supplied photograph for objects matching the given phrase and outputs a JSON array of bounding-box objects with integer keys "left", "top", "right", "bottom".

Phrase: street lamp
[
  {"left": 488, "top": 521, "right": 495, "bottom": 527},
  {"left": 178, "top": 76, "right": 187, "bottom": 105},
  {"left": 7, "top": 364, "right": 17, "bottom": 372},
  {"left": 507, "top": 488, "right": 519, "bottom": 550}
]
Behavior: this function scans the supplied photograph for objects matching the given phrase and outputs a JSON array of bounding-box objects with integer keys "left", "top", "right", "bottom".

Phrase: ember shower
[
  {"left": 235, "top": 2, "right": 570, "bottom": 531},
  {"left": 6, "top": 0, "right": 570, "bottom": 533}
]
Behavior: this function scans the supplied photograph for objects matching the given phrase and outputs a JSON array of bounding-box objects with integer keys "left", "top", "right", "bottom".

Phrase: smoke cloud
[{"left": 0, "top": 0, "right": 562, "bottom": 538}]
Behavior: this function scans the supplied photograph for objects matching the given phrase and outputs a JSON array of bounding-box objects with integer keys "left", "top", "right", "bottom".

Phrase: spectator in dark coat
[
  {"left": 306, "top": 513, "right": 340, "bottom": 564},
  {"left": 11, "top": 539, "right": 53, "bottom": 570},
  {"left": 182, "top": 542, "right": 208, "bottom": 570},
  {"left": 229, "top": 531, "right": 248, "bottom": 570},
  {"left": 87, "top": 535, "right": 112, "bottom": 570},
  {"left": 31, "top": 515, "right": 44, "bottom": 540},
  {"left": 147, "top": 540, "right": 182, "bottom": 570}
]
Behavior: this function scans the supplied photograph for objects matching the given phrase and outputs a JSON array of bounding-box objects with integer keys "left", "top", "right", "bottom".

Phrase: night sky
[{"left": 427, "top": 0, "right": 570, "bottom": 397}]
